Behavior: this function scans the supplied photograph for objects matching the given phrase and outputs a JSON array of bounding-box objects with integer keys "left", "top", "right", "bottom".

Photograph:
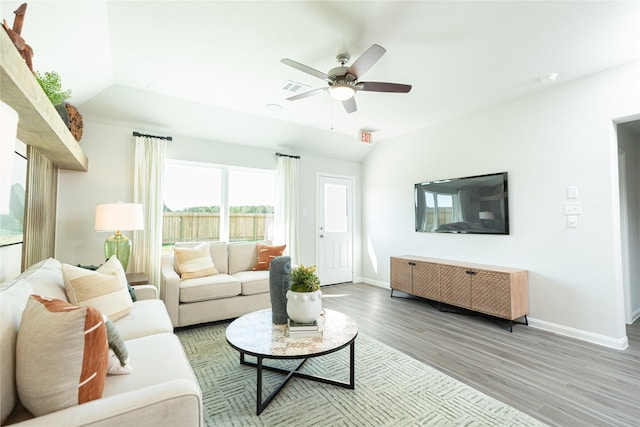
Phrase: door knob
[{"left": 319, "top": 234, "right": 324, "bottom": 238}]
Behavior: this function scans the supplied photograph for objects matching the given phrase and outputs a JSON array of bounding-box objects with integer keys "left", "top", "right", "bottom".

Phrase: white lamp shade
[
  {"left": 479, "top": 211, "right": 495, "bottom": 220},
  {"left": 95, "top": 202, "right": 144, "bottom": 232}
]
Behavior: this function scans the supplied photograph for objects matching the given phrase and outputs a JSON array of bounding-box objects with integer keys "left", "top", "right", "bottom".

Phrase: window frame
[{"left": 163, "top": 159, "right": 275, "bottom": 244}]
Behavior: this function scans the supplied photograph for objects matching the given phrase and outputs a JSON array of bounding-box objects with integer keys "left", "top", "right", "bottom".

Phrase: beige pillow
[
  {"left": 62, "top": 256, "right": 133, "bottom": 321},
  {"left": 16, "top": 295, "right": 108, "bottom": 416},
  {"left": 173, "top": 243, "right": 219, "bottom": 279},
  {"left": 253, "top": 243, "right": 286, "bottom": 271}
]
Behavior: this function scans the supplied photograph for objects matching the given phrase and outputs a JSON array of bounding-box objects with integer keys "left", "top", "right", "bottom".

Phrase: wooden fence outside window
[{"left": 162, "top": 212, "right": 274, "bottom": 244}]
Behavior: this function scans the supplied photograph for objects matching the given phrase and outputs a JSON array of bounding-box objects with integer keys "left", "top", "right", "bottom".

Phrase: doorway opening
[{"left": 616, "top": 119, "right": 640, "bottom": 324}]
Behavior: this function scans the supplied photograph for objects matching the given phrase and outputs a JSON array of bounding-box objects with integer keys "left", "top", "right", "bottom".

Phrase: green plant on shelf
[
  {"left": 34, "top": 70, "right": 71, "bottom": 105},
  {"left": 290, "top": 264, "right": 321, "bottom": 293}
]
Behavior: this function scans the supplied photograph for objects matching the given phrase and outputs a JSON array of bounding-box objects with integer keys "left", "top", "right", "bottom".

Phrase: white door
[{"left": 317, "top": 175, "right": 353, "bottom": 285}]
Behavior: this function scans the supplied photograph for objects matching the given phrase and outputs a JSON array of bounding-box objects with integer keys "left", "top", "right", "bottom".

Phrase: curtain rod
[
  {"left": 133, "top": 131, "right": 173, "bottom": 141},
  {"left": 275, "top": 152, "right": 300, "bottom": 159}
]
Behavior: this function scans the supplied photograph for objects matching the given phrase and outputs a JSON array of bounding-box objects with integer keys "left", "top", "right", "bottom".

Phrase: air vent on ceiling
[{"left": 282, "top": 80, "right": 311, "bottom": 93}]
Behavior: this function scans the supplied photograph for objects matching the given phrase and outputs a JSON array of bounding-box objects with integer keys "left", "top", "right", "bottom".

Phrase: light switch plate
[
  {"left": 567, "top": 215, "right": 578, "bottom": 228},
  {"left": 565, "top": 201, "right": 582, "bottom": 215}
]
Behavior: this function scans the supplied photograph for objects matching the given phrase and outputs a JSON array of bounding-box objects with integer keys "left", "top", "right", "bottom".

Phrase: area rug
[{"left": 176, "top": 323, "right": 545, "bottom": 427}]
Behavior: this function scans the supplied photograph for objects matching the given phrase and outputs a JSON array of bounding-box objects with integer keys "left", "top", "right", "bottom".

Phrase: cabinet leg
[{"left": 390, "top": 289, "right": 394, "bottom": 297}]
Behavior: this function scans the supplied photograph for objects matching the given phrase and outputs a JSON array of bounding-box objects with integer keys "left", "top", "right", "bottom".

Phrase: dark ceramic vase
[
  {"left": 55, "top": 103, "right": 70, "bottom": 128},
  {"left": 269, "top": 256, "right": 291, "bottom": 324}
]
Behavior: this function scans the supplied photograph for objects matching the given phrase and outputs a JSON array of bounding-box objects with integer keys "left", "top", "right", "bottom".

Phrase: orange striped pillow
[
  {"left": 253, "top": 244, "right": 286, "bottom": 271},
  {"left": 16, "top": 295, "right": 108, "bottom": 416}
]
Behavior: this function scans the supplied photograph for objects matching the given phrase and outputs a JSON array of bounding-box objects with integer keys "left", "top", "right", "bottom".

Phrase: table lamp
[{"left": 95, "top": 202, "right": 144, "bottom": 271}]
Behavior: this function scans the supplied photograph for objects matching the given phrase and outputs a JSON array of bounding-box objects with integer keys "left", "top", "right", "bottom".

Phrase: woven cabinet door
[
  {"left": 439, "top": 265, "right": 471, "bottom": 309},
  {"left": 412, "top": 262, "right": 439, "bottom": 300},
  {"left": 471, "top": 270, "right": 511, "bottom": 319},
  {"left": 390, "top": 257, "right": 413, "bottom": 293}
]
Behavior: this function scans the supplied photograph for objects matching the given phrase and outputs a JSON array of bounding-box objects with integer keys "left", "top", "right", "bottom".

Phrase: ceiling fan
[{"left": 281, "top": 44, "right": 412, "bottom": 113}]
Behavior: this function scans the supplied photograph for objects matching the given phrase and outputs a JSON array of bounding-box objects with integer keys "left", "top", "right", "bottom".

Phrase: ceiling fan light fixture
[{"left": 329, "top": 82, "right": 356, "bottom": 101}]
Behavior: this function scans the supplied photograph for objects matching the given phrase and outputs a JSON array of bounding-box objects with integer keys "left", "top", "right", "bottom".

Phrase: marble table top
[{"left": 225, "top": 308, "right": 358, "bottom": 358}]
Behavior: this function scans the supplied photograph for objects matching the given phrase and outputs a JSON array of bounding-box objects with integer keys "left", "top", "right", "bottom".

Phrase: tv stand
[{"left": 390, "top": 256, "right": 528, "bottom": 331}]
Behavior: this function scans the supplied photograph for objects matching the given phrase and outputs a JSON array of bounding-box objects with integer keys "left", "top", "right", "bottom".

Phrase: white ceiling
[{"left": 3, "top": 1, "right": 639, "bottom": 162}]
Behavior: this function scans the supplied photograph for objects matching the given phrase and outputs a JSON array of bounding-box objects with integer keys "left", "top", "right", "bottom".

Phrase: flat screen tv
[{"left": 415, "top": 172, "right": 509, "bottom": 235}]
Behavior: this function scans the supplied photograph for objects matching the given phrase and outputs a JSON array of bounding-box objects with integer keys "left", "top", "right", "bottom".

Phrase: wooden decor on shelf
[
  {"left": 64, "top": 103, "right": 83, "bottom": 141},
  {"left": 2, "top": 3, "right": 33, "bottom": 72}
]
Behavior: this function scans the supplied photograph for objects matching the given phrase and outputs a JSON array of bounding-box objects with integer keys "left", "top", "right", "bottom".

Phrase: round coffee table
[{"left": 225, "top": 308, "right": 358, "bottom": 415}]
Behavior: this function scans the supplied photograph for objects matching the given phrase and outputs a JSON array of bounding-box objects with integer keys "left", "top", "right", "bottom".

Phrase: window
[
  {"left": 228, "top": 169, "right": 275, "bottom": 242},
  {"left": 422, "top": 191, "right": 455, "bottom": 231},
  {"left": 162, "top": 161, "right": 275, "bottom": 250},
  {"left": 323, "top": 183, "right": 347, "bottom": 233}
]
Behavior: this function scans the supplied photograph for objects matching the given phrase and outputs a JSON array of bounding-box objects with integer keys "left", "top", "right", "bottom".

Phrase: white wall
[
  {"left": 361, "top": 62, "right": 640, "bottom": 348},
  {"left": 57, "top": 122, "right": 137, "bottom": 267},
  {"left": 56, "top": 121, "right": 361, "bottom": 278}
]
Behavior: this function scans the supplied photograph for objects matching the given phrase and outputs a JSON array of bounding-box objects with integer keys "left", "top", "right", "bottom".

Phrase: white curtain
[
  {"left": 452, "top": 192, "right": 463, "bottom": 223},
  {"left": 131, "top": 136, "right": 167, "bottom": 287},
  {"left": 274, "top": 155, "right": 299, "bottom": 264}
]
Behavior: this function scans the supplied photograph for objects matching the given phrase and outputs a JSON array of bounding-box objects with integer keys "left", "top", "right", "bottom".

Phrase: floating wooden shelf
[{"left": 0, "top": 28, "right": 88, "bottom": 171}]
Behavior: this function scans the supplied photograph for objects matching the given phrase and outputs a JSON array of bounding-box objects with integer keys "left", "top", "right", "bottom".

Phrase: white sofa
[
  {"left": 160, "top": 241, "right": 273, "bottom": 327},
  {"left": 0, "top": 258, "right": 202, "bottom": 427}
]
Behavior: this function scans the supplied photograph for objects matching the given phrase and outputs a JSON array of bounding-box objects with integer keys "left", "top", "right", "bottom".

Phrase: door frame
[{"left": 316, "top": 173, "right": 355, "bottom": 285}]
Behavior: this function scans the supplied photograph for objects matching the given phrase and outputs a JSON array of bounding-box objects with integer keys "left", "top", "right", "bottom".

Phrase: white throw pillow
[
  {"left": 173, "top": 243, "right": 219, "bottom": 279},
  {"left": 103, "top": 315, "right": 132, "bottom": 375},
  {"left": 62, "top": 256, "right": 133, "bottom": 321},
  {"left": 107, "top": 349, "right": 133, "bottom": 375}
]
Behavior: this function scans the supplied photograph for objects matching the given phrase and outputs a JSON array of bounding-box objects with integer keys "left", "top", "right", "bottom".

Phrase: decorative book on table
[{"left": 287, "top": 318, "right": 323, "bottom": 338}]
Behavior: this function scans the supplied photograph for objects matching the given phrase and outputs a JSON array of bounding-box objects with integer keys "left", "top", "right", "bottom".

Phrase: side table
[{"left": 126, "top": 272, "right": 149, "bottom": 286}]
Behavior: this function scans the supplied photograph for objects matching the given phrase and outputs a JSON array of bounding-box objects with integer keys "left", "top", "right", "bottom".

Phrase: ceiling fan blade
[
  {"left": 347, "top": 44, "right": 386, "bottom": 78},
  {"left": 342, "top": 97, "right": 357, "bottom": 113},
  {"left": 357, "top": 81, "right": 412, "bottom": 93},
  {"left": 281, "top": 58, "right": 329, "bottom": 81},
  {"left": 286, "top": 87, "right": 328, "bottom": 101}
]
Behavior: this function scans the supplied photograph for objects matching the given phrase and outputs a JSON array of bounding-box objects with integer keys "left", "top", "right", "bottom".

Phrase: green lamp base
[{"left": 104, "top": 231, "right": 131, "bottom": 271}]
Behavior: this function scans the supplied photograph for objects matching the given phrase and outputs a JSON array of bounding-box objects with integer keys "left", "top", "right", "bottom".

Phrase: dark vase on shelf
[{"left": 55, "top": 103, "right": 70, "bottom": 128}]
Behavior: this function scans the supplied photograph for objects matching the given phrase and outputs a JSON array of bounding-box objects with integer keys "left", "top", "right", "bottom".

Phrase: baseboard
[
  {"left": 630, "top": 307, "right": 640, "bottom": 324},
  {"left": 527, "top": 317, "right": 629, "bottom": 350},
  {"left": 357, "top": 277, "right": 389, "bottom": 289},
  {"left": 356, "top": 278, "right": 630, "bottom": 350}
]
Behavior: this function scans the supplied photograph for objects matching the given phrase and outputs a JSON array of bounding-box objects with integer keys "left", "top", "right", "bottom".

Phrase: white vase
[{"left": 286, "top": 290, "right": 322, "bottom": 323}]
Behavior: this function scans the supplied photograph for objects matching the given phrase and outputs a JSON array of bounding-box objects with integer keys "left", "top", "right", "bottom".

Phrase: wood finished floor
[{"left": 320, "top": 282, "right": 640, "bottom": 427}]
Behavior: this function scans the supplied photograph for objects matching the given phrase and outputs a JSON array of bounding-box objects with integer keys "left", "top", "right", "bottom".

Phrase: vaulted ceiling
[{"left": 2, "top": 1, "right": 639, "bottom": 162}]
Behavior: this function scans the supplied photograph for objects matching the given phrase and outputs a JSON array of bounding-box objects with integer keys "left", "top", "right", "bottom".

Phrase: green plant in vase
[
  {"left": 287, "top": 264, "right": 322, "bottom": 323},
  {"left": 290, "top": 264, "right": 321, "bottom": 292},
  {"left": 34, "top": 70, "right": 71, "bottom": 105}
]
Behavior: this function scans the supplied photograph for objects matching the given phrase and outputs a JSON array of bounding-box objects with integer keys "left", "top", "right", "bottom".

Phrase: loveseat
[
  {"left": 160, "top": 240, "right": 280, "bottom": 327},
  {"left": 0, "top": 258, "right": 202, "bottom": 426}
]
